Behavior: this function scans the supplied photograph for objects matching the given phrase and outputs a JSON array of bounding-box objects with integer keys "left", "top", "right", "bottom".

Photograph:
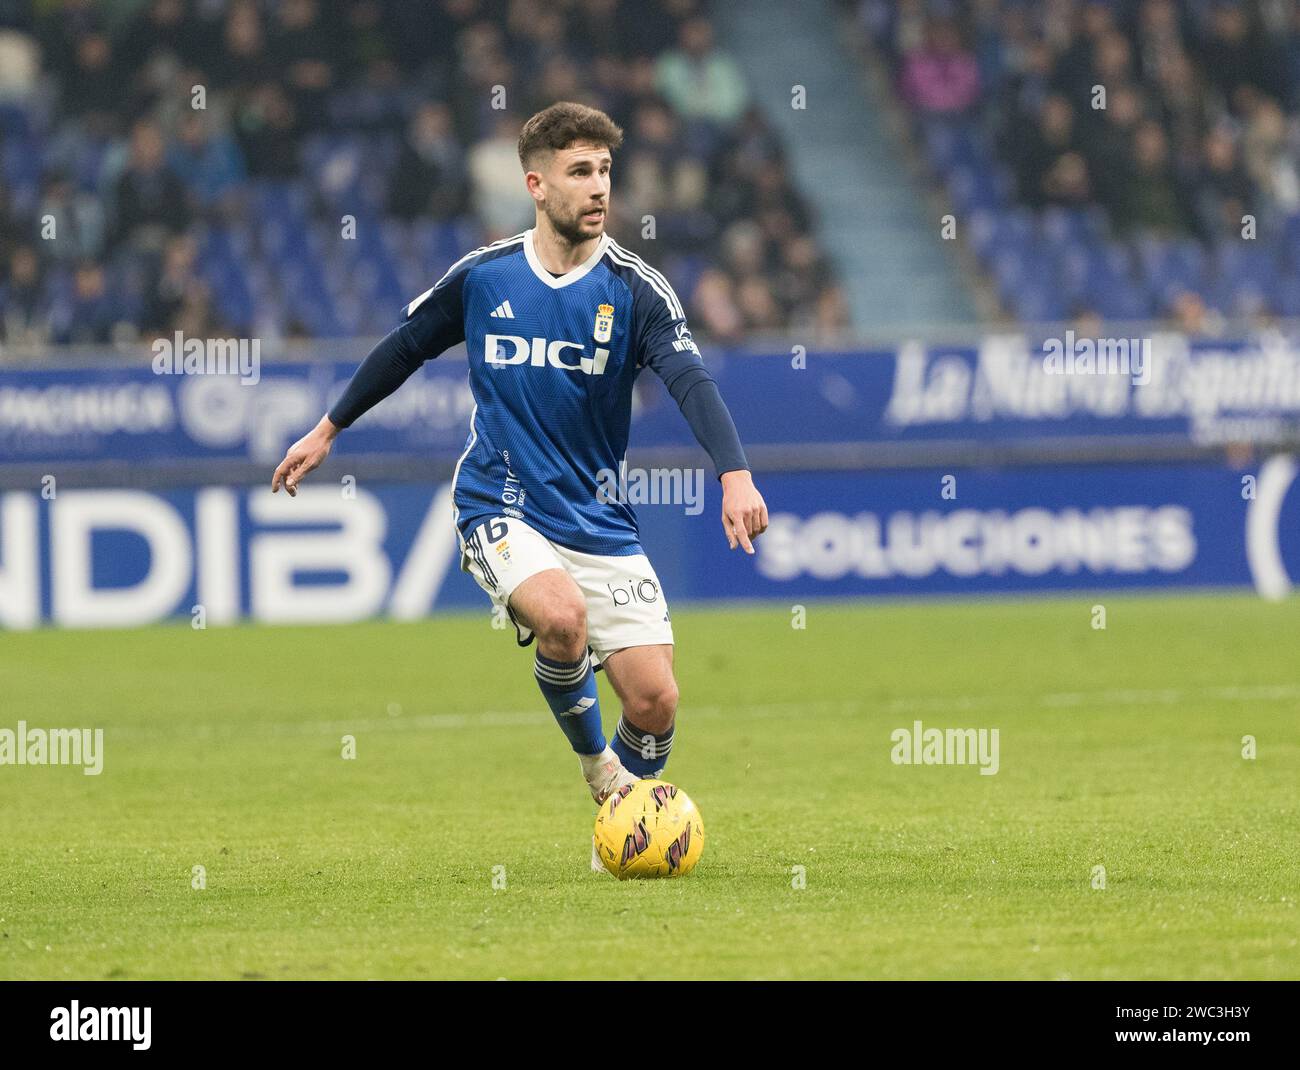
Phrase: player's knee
[
  {"left": 626, "top": 679, "right": 678, "bottom": 733},
  {"left": 535, "top": 597, "right": 588, "bottom": 654}
]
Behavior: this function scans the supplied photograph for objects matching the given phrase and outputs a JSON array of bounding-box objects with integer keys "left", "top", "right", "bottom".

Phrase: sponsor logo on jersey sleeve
[{"left": 672, "top": 321, "right": 700, "bottom": 355}]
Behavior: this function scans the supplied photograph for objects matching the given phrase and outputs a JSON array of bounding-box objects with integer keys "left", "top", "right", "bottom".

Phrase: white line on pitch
[{"left": 98, "top": 684, "right": 1299, "bottom": 741}]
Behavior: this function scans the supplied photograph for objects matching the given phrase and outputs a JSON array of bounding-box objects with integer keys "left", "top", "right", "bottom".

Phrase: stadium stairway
[{"left": 711, "top": 0, "right": 980, "bottom": 333}]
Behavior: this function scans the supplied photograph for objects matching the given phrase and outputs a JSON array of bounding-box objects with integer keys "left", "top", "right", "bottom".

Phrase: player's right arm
[{"left": 271, "top": 267, "right": 468, "bottom": 496}]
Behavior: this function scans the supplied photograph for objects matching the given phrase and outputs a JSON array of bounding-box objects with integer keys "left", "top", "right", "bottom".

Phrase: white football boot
[
  {"left": 581, "top": 747, "right": 638, "bottom": 874},
  {"left": 581, "top": 746, "right": 638, "bottom": 805}
]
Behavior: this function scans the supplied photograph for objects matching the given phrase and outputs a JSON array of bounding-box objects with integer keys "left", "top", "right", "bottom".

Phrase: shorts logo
[
  {"left": 594, "top": 303, "right": 614, "bottom": 344},
  {"left": 607, "top": 579, "right": 660, "bottom": 606}
]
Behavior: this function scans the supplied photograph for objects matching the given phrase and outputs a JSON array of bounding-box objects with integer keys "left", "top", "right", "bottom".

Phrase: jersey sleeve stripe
[
  {"left": 605, "top": 242, "right": 684, "bottom": 320},
  {"left": 606, "top": 243, "right": 684, "bottom": 319},
  {"left": 607, "top": 239, "right": 681, "bottom": 305},
  {"left": 406, "top": 232, "right": 528, "bottom": 317}
]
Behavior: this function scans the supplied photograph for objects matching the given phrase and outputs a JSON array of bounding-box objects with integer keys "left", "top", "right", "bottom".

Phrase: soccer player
[{"left": 271, "top": 102, "right": 767, "bottom": 857}]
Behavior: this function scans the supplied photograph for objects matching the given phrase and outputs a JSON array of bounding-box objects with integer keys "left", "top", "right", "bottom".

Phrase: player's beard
[{"left": 545, "top": 198, "right": 604, "bottom": 246}]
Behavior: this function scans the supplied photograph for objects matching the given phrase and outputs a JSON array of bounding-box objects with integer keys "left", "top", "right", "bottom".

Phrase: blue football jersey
[{"left": 401, "top": 228, "right": 704, "bottom": 556}]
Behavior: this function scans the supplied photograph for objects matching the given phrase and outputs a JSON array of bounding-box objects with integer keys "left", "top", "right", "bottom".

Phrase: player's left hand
[{"left": 720, "top": 469, "right": 768, "bottom": 554}]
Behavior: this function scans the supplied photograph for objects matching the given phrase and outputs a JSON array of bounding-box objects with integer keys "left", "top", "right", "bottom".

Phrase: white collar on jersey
[{"left": 523, "top": 227, "right": 609, "bottom": 289}]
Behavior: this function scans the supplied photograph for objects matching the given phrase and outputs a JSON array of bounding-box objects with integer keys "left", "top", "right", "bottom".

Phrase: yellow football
[{"left": 593, "top": 779, "right": 704, "bottom": 879}]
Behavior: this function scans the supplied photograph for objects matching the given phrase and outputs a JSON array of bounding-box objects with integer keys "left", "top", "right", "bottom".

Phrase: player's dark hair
[{"left": 517, "top": 102, "right": 624, "bottom": 169}]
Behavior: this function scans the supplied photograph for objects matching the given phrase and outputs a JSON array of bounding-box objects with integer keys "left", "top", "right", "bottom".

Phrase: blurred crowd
[
  {"left": 862, "top": 0, "right": 1300, "bottom": 326},
  {"left": 0, "top": 0, "right": 846, "bottom": 348}
]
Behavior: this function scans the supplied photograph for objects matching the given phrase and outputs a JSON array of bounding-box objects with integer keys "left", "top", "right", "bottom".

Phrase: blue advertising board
[
  {"left": 4, "top": 331, "right": 1300, "bottom": 468},
  {"left": 2, "top": 459, "right": 1296, "bottom": 628}
]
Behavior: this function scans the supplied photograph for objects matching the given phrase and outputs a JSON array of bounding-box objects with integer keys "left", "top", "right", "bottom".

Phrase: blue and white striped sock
[
  {"left": 534, "top": 650, "right": 606, "bottom": 755},
  {"left": 611, "top": 715, "right": 674, "bottom": 777}
]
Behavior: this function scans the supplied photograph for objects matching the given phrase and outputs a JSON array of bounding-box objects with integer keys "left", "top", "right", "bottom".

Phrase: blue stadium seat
[
  {"left": 1271, "top": 274, "right": 1300, "bottom": 316},
  {"left": 1137, "top": 237, "right": 1208, "bottom": 303},
  {"left": 1213, "top": 241, "right": 1280, "bottom": 289},
  {"left": 1007, "top": 282, "right": 1067, "bottom": 323},
  {"left": 1091, "top": 281, "right": 1154, "bottom": 321}
]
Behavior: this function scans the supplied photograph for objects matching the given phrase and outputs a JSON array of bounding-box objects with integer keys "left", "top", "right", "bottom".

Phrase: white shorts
[{"left": 460, "top": 516, "right": 674, "bottom": 665}]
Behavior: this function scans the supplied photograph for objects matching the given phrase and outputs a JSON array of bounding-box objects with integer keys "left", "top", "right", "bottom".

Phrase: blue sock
[
  {"left": 534, "top": 651, "right": 606, "bottom": 755},
  {"left": 611, "top": 714, "right": 674, "bottom": 777}
]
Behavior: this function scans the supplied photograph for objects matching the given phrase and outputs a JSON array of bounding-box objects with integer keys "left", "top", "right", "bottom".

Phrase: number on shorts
[{"left": 485, "top": 519, "right": 509, "bottom": 543}]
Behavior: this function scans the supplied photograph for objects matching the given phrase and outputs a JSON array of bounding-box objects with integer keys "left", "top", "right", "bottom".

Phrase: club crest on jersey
[{"left": 593, "top": 303, "right": 614, "bottom": 344}]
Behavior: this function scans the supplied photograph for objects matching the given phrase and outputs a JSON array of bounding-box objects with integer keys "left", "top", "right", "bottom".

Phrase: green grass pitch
[{"left": 1, "top": 593, "right": 1297, "bottom": 980}]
